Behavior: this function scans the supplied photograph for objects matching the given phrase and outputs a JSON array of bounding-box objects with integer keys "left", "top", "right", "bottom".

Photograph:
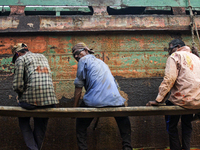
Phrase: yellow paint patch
[{"left": 186, "top": 55, "right": 193, "bottom": 70}]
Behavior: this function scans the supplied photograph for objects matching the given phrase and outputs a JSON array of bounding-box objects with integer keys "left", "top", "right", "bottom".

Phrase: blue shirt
[{"left": 74, "top": 54, "right": 125, "bottom": 107}]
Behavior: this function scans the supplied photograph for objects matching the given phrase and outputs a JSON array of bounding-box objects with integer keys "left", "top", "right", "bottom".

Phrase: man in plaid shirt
[{"left": 12, "top": 43, "right": 59, "bottom": 150}]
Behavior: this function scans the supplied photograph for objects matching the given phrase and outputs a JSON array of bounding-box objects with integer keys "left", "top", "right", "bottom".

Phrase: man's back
[
  {"left": 13, "top": 52, "right": 58, "bottom": 106},
  {"left": 168, "top": 46, "right": 200, "bottom": 108},
  {"left": 75, "top": 54, "right": 125, "bottom": 107}
]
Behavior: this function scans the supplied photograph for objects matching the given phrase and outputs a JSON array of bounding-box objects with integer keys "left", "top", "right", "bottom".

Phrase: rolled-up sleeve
[
  {"left": 156, "top": 57, "right": 178, "bottom": 102},
  {"left": 74, "top": 77, "right": 84, "bottom": 87},
  {"left": 13, "top": 59, "right": 25, "bottom": 93}
]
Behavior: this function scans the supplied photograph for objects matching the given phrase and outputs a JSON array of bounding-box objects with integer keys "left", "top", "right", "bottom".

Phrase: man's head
[
  {"left": 72, "top": 42, "right": 94, "bottom": 62},
  {"left": 168, "top": 39, "right": 185, "bottom": 55},
  {"left": 12, "top": 43, "right": 29, "bottom": 64}
]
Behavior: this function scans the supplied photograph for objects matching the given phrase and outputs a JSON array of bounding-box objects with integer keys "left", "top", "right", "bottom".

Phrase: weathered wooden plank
[
  {"left": 0, "top": 0, "right": 199, "bottom": 7},
  {"left": 0, "top": 106, "right": 200, "bottom": 118},
  {"left": 0, "top": 15, "right": 200, "bottom": 32}
]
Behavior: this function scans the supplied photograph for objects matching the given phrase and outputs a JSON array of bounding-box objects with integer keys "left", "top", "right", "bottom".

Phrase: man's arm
[
  {"left": 73, "top": 87, "right": 83, "bottom": 107},
  {"left": 146, "top": 57, "right": 178, "bottom": 106},
  {"left": 146, "top": 92, "right": 170, "bottom": 106},
  {"left": 13, "top": 59, "right": 25, "bottom": 94},
  {"left": 73, "top": 60, "right": 85, "bottom": 107}
]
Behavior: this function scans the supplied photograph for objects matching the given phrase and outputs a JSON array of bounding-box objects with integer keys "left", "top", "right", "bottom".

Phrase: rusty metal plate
[
  {"left": 0, "top": 15, "right": 199, "bottom": 32},
  {"left": 0, "top": 0, "right": 200, "bottom": 8},
  {"left": 172, "top": 7, "right": 186, "bottom": 15}
]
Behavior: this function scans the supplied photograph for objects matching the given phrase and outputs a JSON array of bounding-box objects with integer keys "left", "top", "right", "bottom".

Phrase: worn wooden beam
[{"left": 0, "top": 106, "right": 200, "bottom": 118}]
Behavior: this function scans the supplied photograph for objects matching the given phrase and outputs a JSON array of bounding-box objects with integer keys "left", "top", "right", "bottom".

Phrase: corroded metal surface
[
  {"left": 0, "top": 2, "right": 200, "bottom": 148},
  {"left": 172, "top": 7, "right": 186, "bottom": 15},
  {"left": 0, "top": 15, "right": 200, "bottom": 32},
  {"left": 93, "top": 6, "right": 108, "bottom": 16},
  {"left": 0, "top": 0, "right": 199, "bottom": 7},
  {"left": 0, "top": 31, "right": 199, "bottom": 101},
  {"left": 9, "top": 6, "right": 25, "bottom": 15},
  {"left": 0, "top": 6, "right": 91, "bottom": 12},
  {"left": 1, "top": 31, "right": 200, "bottom": 149}
]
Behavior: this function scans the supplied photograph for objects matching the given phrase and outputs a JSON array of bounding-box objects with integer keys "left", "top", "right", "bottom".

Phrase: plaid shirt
[{"left": 13, "top": 52, "right": 59, "bottom": 106}]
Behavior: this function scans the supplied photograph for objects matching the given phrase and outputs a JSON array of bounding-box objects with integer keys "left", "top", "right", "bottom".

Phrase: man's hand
[{"left": 146, "top": 101, "right": 159, "bottom": 106}]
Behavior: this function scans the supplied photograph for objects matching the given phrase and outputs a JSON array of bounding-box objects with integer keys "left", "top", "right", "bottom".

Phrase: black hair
[
  {"left": 169, "top": 39, "right": 185, "bottom": 47},
  {"left": 167, "top": 39, "right": 185, "bottom": 55},
  {"left": 12, "top": 48, "right": 29, "bottom": 64}
]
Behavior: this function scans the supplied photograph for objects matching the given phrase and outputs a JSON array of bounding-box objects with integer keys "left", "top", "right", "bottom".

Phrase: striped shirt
[{"left": 13, "top": 52, "right": 59, "bottom": 106}]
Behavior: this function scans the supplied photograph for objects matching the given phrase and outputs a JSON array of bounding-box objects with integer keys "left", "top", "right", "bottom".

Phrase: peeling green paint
[
  {"left": 0, "top": 57, "right": 14, "bottom": 72},
  {"left": 1, "top": 0, "right": 200, "bottom": 8},
  {"left": 0, "top": 57, "right": 12, "bottom": 65}
]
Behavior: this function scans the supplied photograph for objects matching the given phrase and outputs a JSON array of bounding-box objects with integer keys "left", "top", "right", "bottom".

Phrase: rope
[{"left": 188, "top": 0, "right": 200, "bottom": 46}]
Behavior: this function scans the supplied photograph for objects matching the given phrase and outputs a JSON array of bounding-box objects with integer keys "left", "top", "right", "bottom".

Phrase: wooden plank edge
[{"left": 0, "top": 106, "right": 200, "bottom": 118}]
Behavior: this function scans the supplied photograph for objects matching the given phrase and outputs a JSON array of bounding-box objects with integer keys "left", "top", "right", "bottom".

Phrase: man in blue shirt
[{"left": 72, "top": 42, "right": 132, "bottom": 150}]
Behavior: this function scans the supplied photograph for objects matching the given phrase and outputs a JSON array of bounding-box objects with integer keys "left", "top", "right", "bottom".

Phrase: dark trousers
[
  {"left": 18, "top": 102, "right": 55, "bottom": 150},
  {"left": 165, "top": 100, "right": 193, "bottom": 150},
  {"left": 18, "top": 117, "right": 48, "bottom": 150},
  {"left": 76, "top": 102, "right": 132, "bottom": 150}
]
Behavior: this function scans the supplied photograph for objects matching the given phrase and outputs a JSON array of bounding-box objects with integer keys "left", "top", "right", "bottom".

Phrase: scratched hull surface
[
  {"left": 0, "top": 16, "right": 200, "bottom": 32},
  {"left": 1, "top": 30, "right": 200, "bottom": 149}
]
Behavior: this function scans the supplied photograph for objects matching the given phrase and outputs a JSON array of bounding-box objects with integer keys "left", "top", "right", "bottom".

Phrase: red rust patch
[
  {"left": 190, "top": 64, "right": 193, "bottom": 71},
  {"left": 36, "top": 66, "right": 49, "bottom": 73},
  {"left": 175, "top": 92, "right": 181, "bottom": 97}
]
